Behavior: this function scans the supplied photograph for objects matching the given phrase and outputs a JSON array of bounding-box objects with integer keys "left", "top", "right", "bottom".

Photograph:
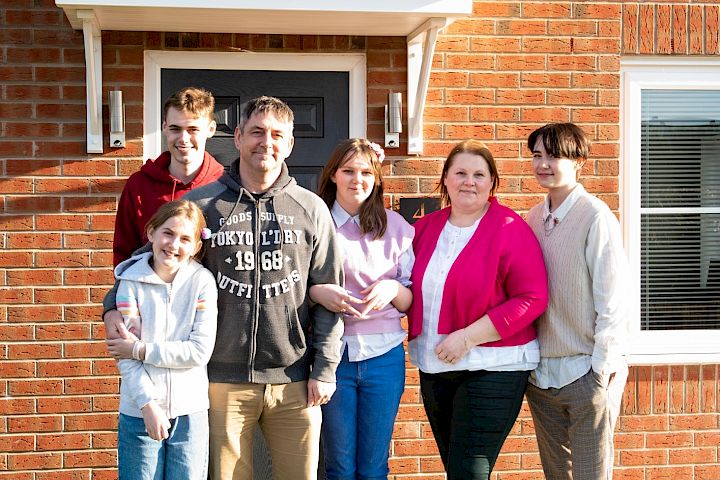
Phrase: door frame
[{"left": 143, "top": 50, "right": 367, "bottom": 160}]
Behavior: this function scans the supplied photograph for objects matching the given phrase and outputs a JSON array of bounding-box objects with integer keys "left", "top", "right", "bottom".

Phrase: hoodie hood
[
  {"left": 140, "top": 151, "right": 225, "bottom": 188},
  {"left": 220, "top": 158, "right": 296, "bottom": 199},
  {"left": 115, "top": 251, "right": 205, "bottom": 288}
]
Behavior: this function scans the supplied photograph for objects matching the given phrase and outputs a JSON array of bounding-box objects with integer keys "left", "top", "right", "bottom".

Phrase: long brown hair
[
  {"left": 317, "top": 138, "right": 387, "bottom": 239},
  {"left": 438, "top": 140, "right": 499, "bottom": 208}
]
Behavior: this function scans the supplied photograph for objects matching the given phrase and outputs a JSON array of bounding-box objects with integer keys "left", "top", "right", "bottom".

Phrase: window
[{"left": 622, "top": 59, "right": 720, "bottom": 363}]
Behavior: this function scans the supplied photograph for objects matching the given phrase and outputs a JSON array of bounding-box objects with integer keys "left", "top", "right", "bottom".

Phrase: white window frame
[
  {"left": 622, "top": 57, "right": 720, "bottom": 364},
  {"left": 143, "top": 50, "right": 367, "bottom": 160}
]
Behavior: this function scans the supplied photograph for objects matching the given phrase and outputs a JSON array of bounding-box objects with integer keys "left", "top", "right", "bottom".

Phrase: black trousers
[{"left": 419, "top": 369, "right": 530, "bottom": 480}]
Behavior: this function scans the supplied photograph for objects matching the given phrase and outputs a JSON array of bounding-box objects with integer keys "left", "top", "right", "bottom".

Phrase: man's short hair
[
  {"left": 239, "top": 96, "right": 294, "bottom": 134},
  {"left": 163, "top": 87, "right": 215, "bottom": 123},
  {"left": 527, "top": 123, "right": 591, "bottom": 161}
]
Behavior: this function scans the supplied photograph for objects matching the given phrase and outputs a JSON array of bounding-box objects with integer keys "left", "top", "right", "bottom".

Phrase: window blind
[{"left": 640, "top": 89, "right": 720, "bottom": 330}]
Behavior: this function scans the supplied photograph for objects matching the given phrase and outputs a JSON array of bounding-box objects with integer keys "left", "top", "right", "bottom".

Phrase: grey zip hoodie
[
  {"left": 115, "top": 253, "right": 218, "bottom": 419},
  {"left": 182, "top": 160, "right": 343, "bottom": 384}
]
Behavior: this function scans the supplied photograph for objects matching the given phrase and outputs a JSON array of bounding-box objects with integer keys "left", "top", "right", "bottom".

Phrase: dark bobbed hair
[
  {"left": 145, "top": 199, "right": 207, "bottom": 260},
  {"left": 317, "top": 138, "right": 387, "bottom": 239},
  {"left": 163, "top": 87, "right": 215, "bottom": 123},
  {"left": 239, "top": 96, "right": 294, "bottom": 134},
  {"left": 527, "top": 123, "right": 591, "bottom": 162},
  {"left": 438, "top": 139, "right": 499, "bottom": 208}
]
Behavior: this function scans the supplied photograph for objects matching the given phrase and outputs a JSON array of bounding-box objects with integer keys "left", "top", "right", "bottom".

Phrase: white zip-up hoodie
[{"left": 115, "top": 252, "right": 218, "bottom": 419}]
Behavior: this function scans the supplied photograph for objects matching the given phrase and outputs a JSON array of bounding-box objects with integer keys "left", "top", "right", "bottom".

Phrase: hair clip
[
  {"left": 201, "top": 228, "right": 212, "bottom": 240},
  {"left": 368, "top": 142, "right": 386, "bottom": 164}
]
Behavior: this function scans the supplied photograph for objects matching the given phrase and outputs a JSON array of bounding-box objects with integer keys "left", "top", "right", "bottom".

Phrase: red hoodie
[{"left": 112, "top": 151, "right": 225, "bottom": 266}]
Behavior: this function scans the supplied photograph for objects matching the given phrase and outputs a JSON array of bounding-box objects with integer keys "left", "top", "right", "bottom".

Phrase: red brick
[
  {"left": 7, "top": 343, "right": 62, "bottom": 359},
  {"left": 64, "top": 378, "right": 119, "bottom": 395},
  {"left": 62, "top": 232, "right": 113, "bottom": 249},
  {"left": 446, "top": 89, "right": 494, "bottom": 104},
  {"left": 7, "top": 452, "right": 62, "bottom": 470},
  {"left": 707, "top": 6, "right": 719, "bottom": 55},
  {"left": 639, "top": 4, "right": 655, "bottom": 54},
  {"left": 496, "top": 89, "right": 545, "bottom": 105},
  {"left": 549, "top": 20, "right": 597, "bottom": 36},
  {"left": 8, "top": 415, "right": 62, "bottom": 433},
  {"left": 497, "top": 55, "right": 546, "bottom": 71},
  {"left": 37, "top": 433, "right": 91, "bottom": 451},
  {"left": 523, "top": 2, "right": 571, "bottom": 18},
  {"left": 0, "top": 178, "right": 33, "bottom": 194},
  {"left": 445, "top": 54, "right": 494, "bottom": 70},
  {"left": 0, "top": 398, "right": 35, "bottom": 415},
  {"left": 64, "top": 413, "right": 117, "bottom": 432},
  {"left": 521, "top": 107, "right": 570, "bottom": 123},
  {"left": 446, "top": 19, "right": 494, "bottom": 35},
  {"left": 0, "top": 434, "right": 34, "bottom": 452},
  {"left": 620, "top": 449, "right": 669, "bottom": 466},
  {"left": 37, "top": 396, "right": 92, "bottom": 414},
  {"left": 0, "top": 66, "right": 33, "bottom": 82},
  {"left": 647, "top": 466, "right": 693, "bottom": 480},
  {"left": 522, "top": 37, "right": 571, "bottom": 53},
  {"left": 63, "top": 450, "right": 116, "bottom": 468},
  {"left": 471, "top": 37, "right": 520, "bottom": 53},
  {"left": 573, "top": 38, "right": 620, "bottom": 54},
  {"left": 36, "top": 324, "right": 91, "bottom": 341},
  {"left": 647, "top": 431, "right": 693, "bottom": 448},
  {"left": 574, "top": 3, "right": 621, "bottom": 19},
  {"left": 657, "top": 5, "right": 672, "bottom": 54},
  {"left": 5, "top": 159, "right": 61, "bottom": 176},
  {"left": 471, "top": 107, "right": 520, "bottom": 122},
  {"left": 469, "top": 72, "right": 519, "bottom": 88},
  {"left": 35, "top": 251, "right": 91, "bottom": 268},
  {"left": 7, "top": 269, "right": 61, "bottom": 286},
  {"left": 672, "top": 5, "right": 688, "bottom": 54},
  {"left": 689, "top": 5, "right": 704, "bottom": 55},
  {"left": 497, "top": 19, "right": 546, "bottom": 35},
  {"left": 37, "top": 360, "right": 92, "bottom": 377},
  {"left": 521, "top": 72, "right": 570, "bottom": 88},
  {"left": 548, "top": 90, "right": 596, "bottom": 106}
]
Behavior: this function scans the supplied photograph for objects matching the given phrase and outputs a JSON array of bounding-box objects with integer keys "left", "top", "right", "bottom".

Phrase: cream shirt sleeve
[{"left": 586, "top": 209, "right": 631, "bottom": 376}]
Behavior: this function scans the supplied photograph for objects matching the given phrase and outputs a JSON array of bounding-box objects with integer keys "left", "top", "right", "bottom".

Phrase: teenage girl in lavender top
[{"left": 310, "top": 138, "right": 414, "bottom": 480}]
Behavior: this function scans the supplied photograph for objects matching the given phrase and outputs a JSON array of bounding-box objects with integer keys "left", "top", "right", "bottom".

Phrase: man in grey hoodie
[{"left": 104, "top": 96, "right": 343, "bottom": 479}]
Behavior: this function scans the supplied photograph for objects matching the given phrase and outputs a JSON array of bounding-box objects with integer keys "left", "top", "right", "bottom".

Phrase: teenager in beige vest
[{"left": 525, "top": 123, "right": 630, "bottom": 480}]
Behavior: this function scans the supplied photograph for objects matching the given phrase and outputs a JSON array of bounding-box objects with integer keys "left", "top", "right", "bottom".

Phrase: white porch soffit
[{"left": 55, "top": 0, "right": 472, "bottom": 154}]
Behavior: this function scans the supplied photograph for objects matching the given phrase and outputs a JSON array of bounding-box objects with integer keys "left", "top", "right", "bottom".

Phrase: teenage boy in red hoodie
[{"left": 112, "top": 87, "right": 225, "bottom": 266}]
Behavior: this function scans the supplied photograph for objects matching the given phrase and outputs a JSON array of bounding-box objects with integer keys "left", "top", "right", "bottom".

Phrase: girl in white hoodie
[{"left": 106, "top": 199, "right": 218, "bottom": 480}]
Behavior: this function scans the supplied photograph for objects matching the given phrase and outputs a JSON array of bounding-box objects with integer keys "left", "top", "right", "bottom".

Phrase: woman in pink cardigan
[{"left": 407, "top": 139, "right": 548, "bottom": 480}]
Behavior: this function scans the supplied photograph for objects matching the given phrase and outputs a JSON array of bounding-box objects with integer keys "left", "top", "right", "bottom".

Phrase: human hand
[
  {"left": 357, "top": 280, "right": 399, "bottom": 317},
  {"left": 307, "top": 378, "right": 336, "bottom": 407},
  {"left": 434, "top": 328, "right": 473, "bottom": 365},
  {"left": 309, "top": 284, "right": 364, "bottom": 317},
  {"left": 103, "top": 310, "right": 132, "bottom": 340},
  {"left": 107, "top": 337, "right": 142, "bottom": 360},
  {"left": 141, "top": 401, "right": 171, "bottom": 441}
]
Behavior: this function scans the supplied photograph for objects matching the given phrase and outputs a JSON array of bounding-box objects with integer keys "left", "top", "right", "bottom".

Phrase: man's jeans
[
  {"left": 118, "top": 410, "right": 209, "bottom": 480},
  {"left": 321, "top": 344, "right": 406, "bottom": 480}
]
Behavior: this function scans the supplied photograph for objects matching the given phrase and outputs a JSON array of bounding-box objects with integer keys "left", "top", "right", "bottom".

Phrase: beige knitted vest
[{"left": 527, "top": 194, "right": 599, "bottom": 358}]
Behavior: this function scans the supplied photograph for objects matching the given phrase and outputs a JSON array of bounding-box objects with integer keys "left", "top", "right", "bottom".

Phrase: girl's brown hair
[
  {"left": 317, "top": 138, "right": 387, "bottom": 239},
  {"left": 145, "top": 199, "right": 207, "bottom": 259},
  {"left": 438, "top": 140, "right": 499, "bottom": 208}
]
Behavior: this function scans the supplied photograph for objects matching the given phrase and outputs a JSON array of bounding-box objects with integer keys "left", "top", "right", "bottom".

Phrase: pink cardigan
[{"left": 408, "top": 198, "right": 548, "bottom": 347}]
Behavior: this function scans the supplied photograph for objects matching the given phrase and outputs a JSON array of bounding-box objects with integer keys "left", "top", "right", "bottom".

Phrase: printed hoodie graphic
[{"left": 183, "top": 159, "right": 344, "bottom": 385}]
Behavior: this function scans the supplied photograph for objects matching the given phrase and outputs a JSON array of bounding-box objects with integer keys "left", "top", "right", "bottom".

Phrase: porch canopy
[{"left": 55, "top": 0, "right": 473, "bottom": 153}]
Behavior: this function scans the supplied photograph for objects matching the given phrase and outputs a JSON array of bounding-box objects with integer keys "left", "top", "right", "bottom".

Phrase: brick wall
[{"left": 1, "top": 1, "right": 719, "bottom": 479}]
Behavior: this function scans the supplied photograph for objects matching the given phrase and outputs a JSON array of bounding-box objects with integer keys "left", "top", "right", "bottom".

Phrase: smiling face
[
  {"left": 443, "top": 152, "right": 494, "bottom": 215},
  {"left": 147, "top": 214, "right": 201, "bottom": 282},
  {"left": 532, "top": 137, "right": 583, "bottom": 203},
  {"left": 331, "top": 153, "right": 377, "bottom": 216},
  {"left": 235, "top": 111, "right": 294, "bottom": 182},
  {"left": 162, "top": 107, "right": 216, "bottom": 172}
]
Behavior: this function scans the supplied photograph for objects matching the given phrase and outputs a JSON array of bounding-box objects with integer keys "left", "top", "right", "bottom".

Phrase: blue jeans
[
  {"left": 420, "top": 369, "right": 530, "bottom": 480},
  {"left": 118, "top": 411, "right": 209, "bottom": 480},
  {"left": 321, "top": 343, "right": 406, "bottom": 480}
]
